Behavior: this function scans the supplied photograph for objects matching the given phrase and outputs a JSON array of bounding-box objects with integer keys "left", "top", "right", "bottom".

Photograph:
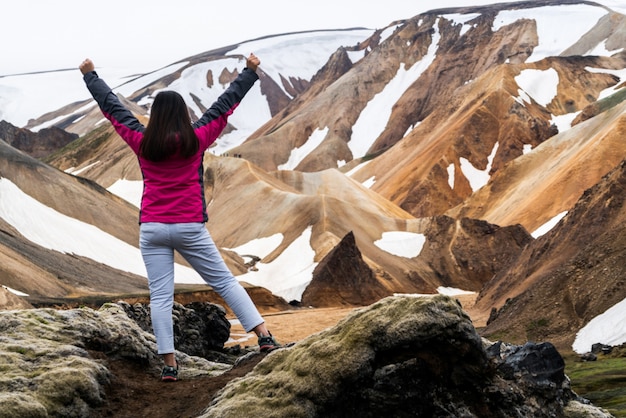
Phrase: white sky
[{"left": 1, "top": 0, "right": 623, "bottom": 76}]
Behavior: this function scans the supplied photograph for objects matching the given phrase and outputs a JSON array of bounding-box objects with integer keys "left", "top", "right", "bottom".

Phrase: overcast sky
[{"left": 1, "top": 0, "right": 624, "bottom": 76}]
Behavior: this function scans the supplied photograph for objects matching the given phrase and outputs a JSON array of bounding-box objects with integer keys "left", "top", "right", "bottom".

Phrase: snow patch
[
  {"left": 437, "top": 287, "right": 475, "bottom": 296},
  {"left": 551, "top": 112, "right": 579, "bottom": 134},
  {"left": 65, "top": 161, "right": 100, "bottom": 176},
  {"left": 523, "top": 144, "right": 533, "bottom": 155},
  {"left": 515, "top": 68, "right": 559, "bottom": 107},
  {"left": 349, "top": 19, "right": 441, "bottom": 159},
  {"left": 234, "top": 227, "right": 316, "bottom": 302},
  {"left": 278, "top": 127, "right": 329, "bottom": 170},
  {"left": 107, "top": 179, "right": 143, "bottom": 208},
  {"left": 0, "top": 68, "right": 139, "bottom": 128},
  {"left": 586, "top": 66, "right": 626, "bottom": 100},
  {"left": 492, "top": 5, "right": 608, "bottom": 62},
  {"left": 460, "top": 142, "right": 498, "bottom": 192},
  {"left": 2, "top": 285, "right": 29, "bottom": 297},
  {"left": 227, "top": 30, "right": 373, "bottom": 98},
  {"left": 374, "top": 231, "right": 425, "bottom": 258},
  {"left": 393, "top": 287, "right": 475, "bottom": 298},
  {"left": 347, "top": 50, "right": 366, "bottom": 63},
  {"left": 362, "top": 177, "right": 376, "bottom": 188},
  {"left": 224, "top": 233, "right": 284, "bottom": 260},
  {"left": 345, "top": 160, "right": 371, "bottom": 177},
  {"left": 531, "top": 211, "right": 567, "bottom": 238},
  {"left": 573, "top": 297, "right": 626, "bottom": 354},
  {"left": 380, "top": 25, "right": 402, "bottom": 44},
  {"left": 585, "top": 40, "right": 624, "bottom": 57},
  {"left": 447, "top": 164, "right": 455, "bottom": 189}
]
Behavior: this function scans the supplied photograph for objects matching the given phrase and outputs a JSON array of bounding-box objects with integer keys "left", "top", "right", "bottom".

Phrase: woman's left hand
[{"left": 246, "top": 53, "right": 260, "bottom": 72}]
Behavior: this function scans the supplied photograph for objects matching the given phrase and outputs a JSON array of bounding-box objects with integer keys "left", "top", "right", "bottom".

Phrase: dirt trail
[{"left": 228, "top": 294, "right": 484, "bottom": 346}]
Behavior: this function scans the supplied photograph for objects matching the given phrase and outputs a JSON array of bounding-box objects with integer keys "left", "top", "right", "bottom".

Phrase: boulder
[
  {"left": 0, "top": 304, "right": 230, "bottom": 418},
  {"left": 201, "top": 295, "right": 611, "bottom": 418},
  {"left": 117, "top": 300, "right": 233, "bottom": 362}
]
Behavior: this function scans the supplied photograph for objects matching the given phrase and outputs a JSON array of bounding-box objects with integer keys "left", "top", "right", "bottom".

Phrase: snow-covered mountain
[{"left": 1, "top": 0, "right": 626, "bottom": 354}]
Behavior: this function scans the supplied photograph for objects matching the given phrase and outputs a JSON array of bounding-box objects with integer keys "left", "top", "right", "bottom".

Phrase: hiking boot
[
  {"left": 258, "top": 332, "right": 281, "bottom": 352},
  {"left": 161, "top": 365, "right": 178, "bottom": 382}
]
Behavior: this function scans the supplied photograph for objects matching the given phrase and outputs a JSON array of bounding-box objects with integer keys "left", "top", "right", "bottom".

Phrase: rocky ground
[
  {"left": 89, "top": 306, "right": 358, "bottom": 417},
  {"left": 89, "top": 353, "right": 263, "bottom": 418},
  {"left": 90, "top": 295, "right": 488, "bottom": 417},
  {"left": 2, "top": 293, "right": 611, "bottom": 417}
]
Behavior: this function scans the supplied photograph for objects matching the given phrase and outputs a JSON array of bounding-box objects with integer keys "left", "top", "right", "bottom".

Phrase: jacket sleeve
[
  {"left": 82, "top": 71, "right": 144, "bottom": 154},
  {"left": 192, "top": 67, "right": 259, "bottom": 149}
]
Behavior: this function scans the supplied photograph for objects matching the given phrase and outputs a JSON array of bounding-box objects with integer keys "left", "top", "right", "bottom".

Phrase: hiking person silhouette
[{"left": 79, "top": 53, "right": 279, "bottom": 382}]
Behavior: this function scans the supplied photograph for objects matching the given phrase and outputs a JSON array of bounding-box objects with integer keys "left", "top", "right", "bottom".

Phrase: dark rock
[
  {"left": 117, "top": 300, "right": 234, "bottom": 363},
  {"left": 487, "top": 341, "right": 568, "bottom": 407},
  {"left": 202, "top": 295, "right": 610, "bottom": 418},
  {"left": 591, "top": 343, "right": 613, "bottom": 355},
  {"left": 0, "top": 305, "right": 230, "bottom": 418},
  {"left": 488, "top": 341, "right": 565, "bottom": 383}
]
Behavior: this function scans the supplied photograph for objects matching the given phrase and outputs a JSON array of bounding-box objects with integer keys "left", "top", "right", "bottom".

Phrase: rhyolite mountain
[{"left": 0, "top": 0, "right": 625, "bottom": 352}]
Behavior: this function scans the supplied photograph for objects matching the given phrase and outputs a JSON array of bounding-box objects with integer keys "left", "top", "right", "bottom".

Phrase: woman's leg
[
  {"left": 172, "top": 223, "right": 265, "bottom": 333},
  {"left": 140, "top": 223, "right": 176, "bottom": 364}
]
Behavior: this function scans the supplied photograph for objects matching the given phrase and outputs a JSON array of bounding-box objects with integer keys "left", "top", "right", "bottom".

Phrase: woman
[{"left": 79, "top": 54, "right": 279, "bottom": 382}]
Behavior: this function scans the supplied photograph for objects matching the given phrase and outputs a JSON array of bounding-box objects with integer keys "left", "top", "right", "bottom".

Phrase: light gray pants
[{"left": 139, "top": 222, "right": 264, "bottom": 354}]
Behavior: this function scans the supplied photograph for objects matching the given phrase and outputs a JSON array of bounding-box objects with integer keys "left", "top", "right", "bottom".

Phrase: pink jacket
[{"left": 83, "top": 67, "right": 259, "bottom": 223}]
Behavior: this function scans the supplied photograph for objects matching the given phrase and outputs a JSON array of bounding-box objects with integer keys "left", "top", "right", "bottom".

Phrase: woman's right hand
[{"left": 79, "top": 58, "right": 95, "bottom": 75}]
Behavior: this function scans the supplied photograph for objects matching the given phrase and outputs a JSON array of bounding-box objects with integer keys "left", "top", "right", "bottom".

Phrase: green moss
[
  {"left": 565, "top": 355, "right": 626, "bottom": 417},
  {"left": 0, "top": 393, "right": 47, "bottom": 418},
  {"left": 6, "top": 346, "right": 29, "bottom": 356},
  {"left": 203, "top": 295, "right": 475, "bottom": 418},
  {"left": 0, "top": 345, "right": 46, "bottom": 361}
]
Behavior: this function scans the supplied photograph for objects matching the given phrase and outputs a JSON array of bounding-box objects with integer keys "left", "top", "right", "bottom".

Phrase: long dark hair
[{"left": 140, "top": 91, "right": 199, "bottom": 161}]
